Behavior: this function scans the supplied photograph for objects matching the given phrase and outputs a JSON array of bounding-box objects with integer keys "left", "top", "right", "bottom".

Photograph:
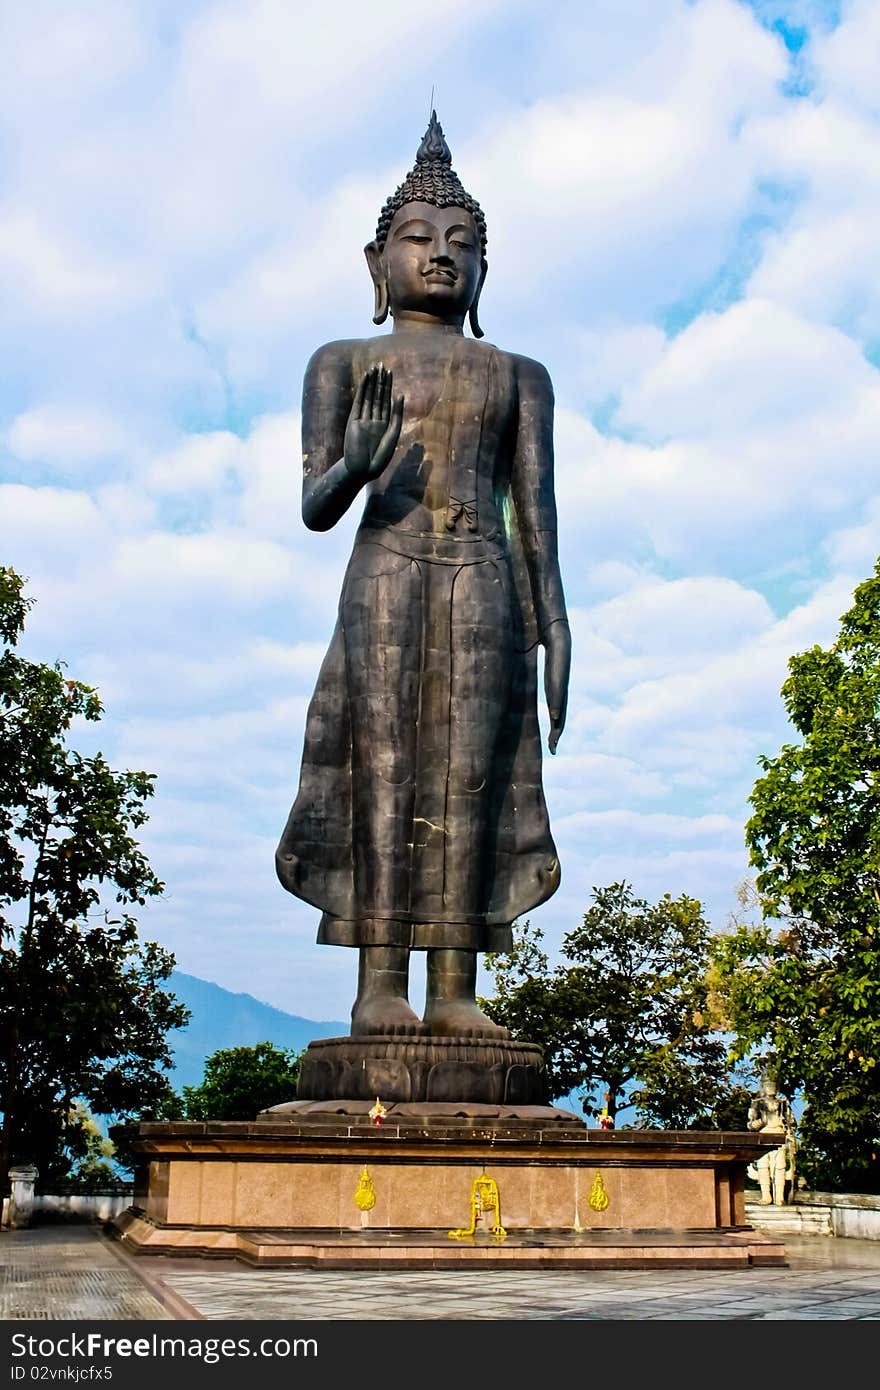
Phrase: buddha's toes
[
  {"left": 421, "top": 1000, "right": 510, "bottom": 1039},
  {"left": 350, "top": 995, "right": 426, "bottom": 1036}
]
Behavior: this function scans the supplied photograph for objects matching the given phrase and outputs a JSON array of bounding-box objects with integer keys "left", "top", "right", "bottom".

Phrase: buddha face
[{"left": 376, "top": 201, "right": 484, "bottom": 323}]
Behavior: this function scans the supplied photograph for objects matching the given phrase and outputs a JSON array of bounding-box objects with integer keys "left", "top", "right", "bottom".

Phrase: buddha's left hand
[{"left": 544, "top": 620, "right": 571, "bottom": 755}]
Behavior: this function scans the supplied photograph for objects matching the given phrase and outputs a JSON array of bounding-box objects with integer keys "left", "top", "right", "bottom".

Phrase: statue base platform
[
  {"left": 114, "top": 1111, "right": 788, "bottom": 1269},
  {"left": 295, "top": 1034, "right": 548, "bottom": 1105},
  {"left": 114, "top": 1212, "right": 785, "bottom": 1269}
]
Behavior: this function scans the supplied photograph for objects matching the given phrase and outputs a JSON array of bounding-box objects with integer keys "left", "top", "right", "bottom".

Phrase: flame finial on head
[
  {"left": 416, "top": 110, "right": 452, "bottom": 165},
  {"left": 375, "top": 111, "right": 487, "bottom": 255}
]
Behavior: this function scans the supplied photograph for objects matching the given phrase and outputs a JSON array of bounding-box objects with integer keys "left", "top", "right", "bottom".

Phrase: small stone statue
[
  {"left": 747, "top": 1069, "right": 796, "bottom": 1205},
  {"left": 276, "top": 113, "right": 570, "bottom": 1040}
]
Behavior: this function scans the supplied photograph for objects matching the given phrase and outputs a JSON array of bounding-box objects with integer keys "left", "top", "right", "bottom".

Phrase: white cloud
[
  {"left": 732, "top": 7, "right": 880, "bottom": 344},
  {"left": 115, "top": 695, "right": 309, "bottom": 791},
  {"left": 569, "top": 323, "right": 667, "bottom": 411},
  {"left": 586, "top": 576, "right": 773, "bottom": 665},
  {"left": 0, "top": 483, "right": 104, "bottom": 559},
  {"left": 147, "top": 431, "right": 244, "bottom": 496},
  {"left": 544, "top": 750, "right": 668, "bottom": 814},
  {"left": 748, "top": 213, "right": 880, "bottom": 341},
  {"left": 84, "top": 638, "right": 325, "bottom": 716},
  {"left": 747, "top": 100, "right": 880, "bottom": 199},
  {"left": 555, "top": 808, "right": 742, "bottom": 843},
  {"left": 550, "top": 841, "right": 752, "bottom": 929},
  {"left": 7, "top": 404, "right": 131, "bottom": 468},
  {"left": 822, "top": 498, "right": 880, "bottom": 574},
  {"left": 0, "top": 209, "right": 148, "bottom": 316},
  {"left": 615, "top": 299, "right": 875, "bottom": 440},
  {"left": 93, "top": 482, "right": 157, "bottom": 533},
  {"left": 111, "top": 528, "right": 294, "bottom": 605},
  {"left": 814, "top": 0, "right": 880, "bottom": 117},
  {"left": 552, "top": 296, "right": 880, "bottom": 574},
  {"left": 196, "top": 176, "right": 385, "bottom": 374},
  {"left": 0, "top": 1, "right": 146, "bottom": 114},
  {"left": 235, "top": 414, "right": 302, "bottom": 540},
  {"left": 465, "top": 0, "right": 785, "bottom": 313}
]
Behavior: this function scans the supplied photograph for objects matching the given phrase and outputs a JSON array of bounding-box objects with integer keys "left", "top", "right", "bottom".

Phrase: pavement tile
[
  {"left": 3, "top": 1226, "right": 880, "bottom": 1322},
  {"left": 0, "top": 1225, "right": 172, "bottom": 1321}
]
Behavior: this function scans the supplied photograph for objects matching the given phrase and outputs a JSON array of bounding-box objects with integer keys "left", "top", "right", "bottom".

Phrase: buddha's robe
[{"left": 276, "top": 330, "right": 567, "bottom": 951}]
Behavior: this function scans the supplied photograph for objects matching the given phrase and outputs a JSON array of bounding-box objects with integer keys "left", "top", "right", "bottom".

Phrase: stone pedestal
[
  {"left": 114, "top": 1112, "right": 788, "bottom": 1268},
  {"left": 296, "top": 1035, "right": 548, "bottom": 1104}
]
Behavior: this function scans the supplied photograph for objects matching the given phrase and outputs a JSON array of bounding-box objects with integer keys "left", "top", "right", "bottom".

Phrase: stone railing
[
  {"left": 746, "top": 1191, "right": 880, "bottom": 1240},
  {"left": 798, "top": 1191, "right": 880, "bottom": 1240},
  {"left": 2, "top": 1180, "right": 134, "bottom": 1229}
]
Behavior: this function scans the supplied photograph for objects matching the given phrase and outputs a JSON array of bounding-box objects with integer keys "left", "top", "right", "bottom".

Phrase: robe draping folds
[{"left": 275, "top": 336, "right": 563, "bottom": 950}]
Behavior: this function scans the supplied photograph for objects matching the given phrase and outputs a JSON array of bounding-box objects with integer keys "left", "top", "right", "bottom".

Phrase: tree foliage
[
  {"left": 0, "top": 566, "right": 189, "bottom": 1188},
  {"left": 180, "top": 1042, "right": 302, "bottom": 1120},
  {"left": 113, "top": 1043, "right": 302, "bottom": 1172},
  {"left": 62, "top": 1103, "right": 119, "bottom": 1190},
  {"left": 711, "top": 562, "right": 880, "bottom": 1191},
  {"left": 481, "top": 882, "right": 743, "bottom": 1127}
]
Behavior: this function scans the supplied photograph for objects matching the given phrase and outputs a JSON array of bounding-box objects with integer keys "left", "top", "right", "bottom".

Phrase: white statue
[{"left": 747, "top": 1070, "right": 796, "bottom": 1205}]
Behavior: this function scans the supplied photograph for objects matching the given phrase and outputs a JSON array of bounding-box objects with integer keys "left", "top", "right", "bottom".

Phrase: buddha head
[{"left": 365, "top": 112, "right": 488, "bottom": 337}]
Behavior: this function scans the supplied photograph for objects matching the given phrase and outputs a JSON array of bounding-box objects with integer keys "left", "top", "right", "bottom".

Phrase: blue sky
[{"left": 2, "top": 0, "right": 878, "bottom": 1023}]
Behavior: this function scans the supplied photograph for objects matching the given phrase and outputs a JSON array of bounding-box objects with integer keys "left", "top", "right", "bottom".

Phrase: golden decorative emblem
[
  {"left": 589, "top": 1171, "right": 610, "bottom": 1213},
  {"left": 354, "top": 1167, "right": 376, "bottom": 1211},
  {"left": 449, "top": 1170, "right": 507, "bottom": 1241}
]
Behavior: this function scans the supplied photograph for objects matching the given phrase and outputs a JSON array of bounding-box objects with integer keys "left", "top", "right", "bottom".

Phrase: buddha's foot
[
  {"left": 422, "top": 1000, "right": 510, "bottom": 1039},
  {"left": 350, "top": 994, "right": 426, "bottom": 1036}
]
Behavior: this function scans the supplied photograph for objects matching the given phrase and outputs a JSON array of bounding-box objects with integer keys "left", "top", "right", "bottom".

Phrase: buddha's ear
[
  {"left": 468, "top": 259, "right": 488, "bottom": 339},
  {"left": 364, "top": 241, "right": 389, "bottom": 325}
]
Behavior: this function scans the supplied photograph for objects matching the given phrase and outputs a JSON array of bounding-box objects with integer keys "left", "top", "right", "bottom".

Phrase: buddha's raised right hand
[{"left": 343, "top": 364, "right": 405, "bottom": 481}]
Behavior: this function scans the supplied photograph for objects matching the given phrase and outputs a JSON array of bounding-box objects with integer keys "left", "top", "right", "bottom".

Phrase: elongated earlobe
[
  {"left": 373, "top": 277, "right": 390, "bottom": 325},
  {"left": 364, "top": 241, "right": 389, "bottom": 326},
  {"left": 468, "top": 260, "right": 488, "bottom": 339}
]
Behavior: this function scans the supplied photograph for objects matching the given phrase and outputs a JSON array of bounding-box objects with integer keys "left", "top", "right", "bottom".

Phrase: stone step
[{"left": 745, "top": 1202, "right": 833, "bottom": 1236}]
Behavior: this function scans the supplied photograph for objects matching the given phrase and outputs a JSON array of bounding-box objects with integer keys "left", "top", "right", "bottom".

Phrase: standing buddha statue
[{"left": 276, "top": 113, "right": 571, "bottom": 1041}]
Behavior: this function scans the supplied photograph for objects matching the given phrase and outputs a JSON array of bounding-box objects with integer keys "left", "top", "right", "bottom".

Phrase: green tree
[
  {"left": 711, "top": 562, "right": 880, "bottom": 1191},
  {"left": 63, "top": 1103, "right": 118, "bottom": 1191},
  {"left": 0, "top": 567, "right": 189, "bottom": 1190},
  {"left": 180, "top": 1042, "right": 302, "bottom": 1120},
  {"left": 481, "top": 882, "right": 741, "bottom": 1127}
]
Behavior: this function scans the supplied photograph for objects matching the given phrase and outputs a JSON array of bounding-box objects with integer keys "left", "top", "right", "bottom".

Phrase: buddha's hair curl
[{"left": 375, "top": 112, "right": 487, "bottom": 256}]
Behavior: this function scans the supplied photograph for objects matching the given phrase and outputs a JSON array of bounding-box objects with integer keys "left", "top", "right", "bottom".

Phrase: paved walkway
[
  {"left": 0, "top": 1224, "right": 174, "bottom": 1321},
  {"left": 2, "top": 1223, "right": 880, "bottom": 1320}
]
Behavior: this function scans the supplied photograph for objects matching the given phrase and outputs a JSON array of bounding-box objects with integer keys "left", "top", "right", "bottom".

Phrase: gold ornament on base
[
  {"left": 449, "top": 1170, "right": 507, "bottom": 1240},
  {"left": 354, "top": 1167, "right": 376, "bottom": 1211},
  {"left": 589, "top": 1171, "right": 610, "bottom": 1213}
]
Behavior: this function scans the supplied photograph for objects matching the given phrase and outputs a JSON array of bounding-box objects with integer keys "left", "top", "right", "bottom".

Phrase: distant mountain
[{"left": 165, "top": 971, "right": 348, "bottom": 1091}]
